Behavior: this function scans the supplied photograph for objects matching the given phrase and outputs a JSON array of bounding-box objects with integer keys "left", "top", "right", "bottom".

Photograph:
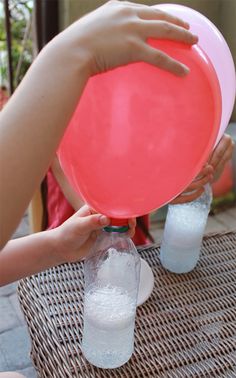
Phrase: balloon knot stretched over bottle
[
  {"left": 110, "top": 218, "right": 129, "bottom": 226},
  {"left": 104, "top": 218, "right": 129, "bottom": 233}
]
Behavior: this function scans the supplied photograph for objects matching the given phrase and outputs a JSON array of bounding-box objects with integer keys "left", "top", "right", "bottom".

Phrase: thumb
[{"left": 77, "top": 214, "right": 110, "bottom": 234}]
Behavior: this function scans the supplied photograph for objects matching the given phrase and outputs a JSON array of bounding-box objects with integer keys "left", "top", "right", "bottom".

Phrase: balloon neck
[
  {"left": 110, "top": 218, "right": 129, "bottom": 226},
  {"left": 104, "top": 218, "right": 129, "bottom": 233}
]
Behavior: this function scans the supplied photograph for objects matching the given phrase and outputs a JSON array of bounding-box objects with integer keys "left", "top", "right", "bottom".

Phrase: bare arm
[
  {"left": 0, "top": 206, "right": 110, "bottom": 286},
  {"left": 0, "top": 40, "right": 90, "bottom": 248},
  {"left": 0, "top": 1, "right": 197, "bottom": 248},
  {"left": 0, "top": 205, "right": 136, "bottom": 286},
  {"left": 0, "top": 231, "right": 62, "bottom": 286}
]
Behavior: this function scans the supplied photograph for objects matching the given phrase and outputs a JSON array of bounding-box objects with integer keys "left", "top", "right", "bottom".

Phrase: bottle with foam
[
  {"left": 160, "top": 184, "right": 212, "bottom": 274},
  {"left": 81, "top": 219, "right": 141, "bottom": 368}
]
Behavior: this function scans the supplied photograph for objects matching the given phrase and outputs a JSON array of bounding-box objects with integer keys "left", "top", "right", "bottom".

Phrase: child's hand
[
  {"left": 171, "top": 134, "right": 234, "bottom": 205},
  {"left": 52, "top": 205, "right": 137, "bottom": 263},
  {"left": 59, "top": 0, "right": 198, "bottom": 77},
  {"left": 52, "top": 205, "right": 110, "bottom": 263},
  {"left": 171, "top": 164, "right": 214, "bottom": 204},
  {"left": 208, "top": 134, "right": 234, "bottom": 181}
]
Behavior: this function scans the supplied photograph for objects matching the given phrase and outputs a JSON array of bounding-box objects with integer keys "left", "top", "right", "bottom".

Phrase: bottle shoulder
[{"left": 85, "top": 230, "right": 139, "bottom": 263}]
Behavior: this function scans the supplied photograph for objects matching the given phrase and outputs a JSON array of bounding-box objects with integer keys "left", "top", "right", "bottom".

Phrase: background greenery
[{"left": 0, "top": 0, "right": 33, "bottom": 89}]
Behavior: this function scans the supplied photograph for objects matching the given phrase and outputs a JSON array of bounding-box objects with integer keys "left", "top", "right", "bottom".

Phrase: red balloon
[{"left": 58, "top": 40, "right": 221, "bottom": 218}]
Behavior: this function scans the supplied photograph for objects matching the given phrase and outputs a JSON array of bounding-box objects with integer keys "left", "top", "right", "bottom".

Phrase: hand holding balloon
[
  {"left": 171, "top": 134, "right": 234, "bottom": 204},
  {"left": 61, "top": 1, "right": 198, "bottom": 76},
  {"left": 170, "top": 164, "right": 214, "bottom": 205}
]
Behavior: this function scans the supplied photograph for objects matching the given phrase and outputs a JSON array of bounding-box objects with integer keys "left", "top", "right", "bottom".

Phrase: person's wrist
[
  {"left": 41, "top": 30, "right": 92, "bottom": 83},
  {"left": 51, "top": 24, "right": 96, "bottom": 77},
  {"left": 46, "top": 228, "right": 67, "bottom": 266}
]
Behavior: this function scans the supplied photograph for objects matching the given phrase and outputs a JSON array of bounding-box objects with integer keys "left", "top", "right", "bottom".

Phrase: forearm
[
  {"left": 0, "top": 37, "right": 90, "bottom": 248},
  {"left": 0, "top": 231, "right": 61, "bottom": 286}
]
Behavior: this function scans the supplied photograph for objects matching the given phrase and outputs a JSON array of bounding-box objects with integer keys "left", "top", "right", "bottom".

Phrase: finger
[
  {"left": 213, "top": 161, "right": 225, "bottom": 181},
  {"left": 76, "top": 205, "right": 100, "bottom": 217},
  {"left": 141, "top": 20, "right": 198, "bottom": 44},
  {"left": 137, "top": 6, "right": 190, "bottom": 29},
  {"left": 76, "top": 204, "right": 93, "bottom": 217},
  {"left": 222, "top": 145, "right": 234, "bottom": 163},
  {"left": 213, "top": 149, "right": 233, "bottom": 180},
  {"left": 214, "top": 151, "right": 233, "bottom": 173},
  {"left": 76, "top": 213, "right": 110, "bottom": 234},
  {"left": 121, "top": 2, "right": 190, "bottom": 29},
  {"left": 210, "top": 146, "right": 227, "bottom": 168},
  {"left": 187, "top": 165, "right": 214, "bottom": 190},
  {"left": 194, "top": 164, "right": 214, "bottom": 180},
  {"left": 138, "top": 42, "right": 189, "bottom": 76},
  {"left": 183, "top": 173, "right": 212, "bottom": 193},
  {"left": 89, "top": 208, "right": 99, "bottom": 215},
  {"left": 209, "top": 134, "right": 233, "bottom": 168},
  {"left": 213, "top": 142, "right": 234, "bottom": 172},
  {"left": 171, "top": 187, "right": 204, "bottom": 204}
]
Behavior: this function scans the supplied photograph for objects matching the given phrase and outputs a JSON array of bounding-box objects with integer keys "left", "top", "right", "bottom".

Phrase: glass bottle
[
  {"left": 160, "top": 184, "right": 212, "bottom": 274},
  {"left": 81, "top": 220, "right": 141, "bottom": 369}
]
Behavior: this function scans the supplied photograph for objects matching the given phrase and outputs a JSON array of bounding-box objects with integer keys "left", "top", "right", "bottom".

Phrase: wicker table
[{"left": 18, "top": 231, "right": 236, "bottom": 378}]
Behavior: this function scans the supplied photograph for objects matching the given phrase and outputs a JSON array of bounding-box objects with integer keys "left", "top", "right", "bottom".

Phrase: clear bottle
[
  {"left": 160, "top": 184, "right": 212, "bottom": 274},
  {"left": 81, "top": 221, "right": 141, "bottom": 369}
]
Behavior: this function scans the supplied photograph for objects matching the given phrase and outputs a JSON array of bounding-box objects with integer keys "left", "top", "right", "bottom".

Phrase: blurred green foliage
[{"left": 0, "top": 0, "right": 33, "bottom": 89}]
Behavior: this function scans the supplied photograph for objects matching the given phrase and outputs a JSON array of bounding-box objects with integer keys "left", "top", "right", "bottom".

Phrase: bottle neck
[
  {"left": 104, "top": 218, "right": 129, "bottom": 233},
  {"left": 104, "top": 225, "right": 129, "bottom": 233}
]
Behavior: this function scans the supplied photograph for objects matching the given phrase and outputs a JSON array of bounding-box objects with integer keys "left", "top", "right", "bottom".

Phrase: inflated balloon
[
  {"left": 58, "top": 40, "right": 221, "bottom": 218},
  {"left": 157, "top": 3, "right": 236, "bottom": 146}
]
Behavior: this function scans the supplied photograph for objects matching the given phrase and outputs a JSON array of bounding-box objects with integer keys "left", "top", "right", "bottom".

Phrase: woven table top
[{"left": 18, "top": 231, "right": 236, "bottom": 378}]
